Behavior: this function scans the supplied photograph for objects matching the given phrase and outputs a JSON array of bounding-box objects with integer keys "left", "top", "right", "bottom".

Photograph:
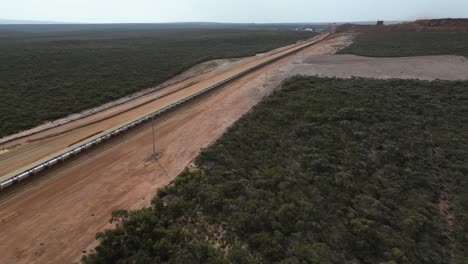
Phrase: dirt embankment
[
  {"left": 0, "top": 34, "right": 338, "bottom": 264},
  {"left": 0, "top": 37, "right": 311, "bottom": 148},
  {"left": 0, "top": 35, "right": 327, "bottom": 180},
  {"left": 0, "top": 57, "right": 247, "bottom": 146},
  {"left": 2, "top": 33, "right": 468, "bottom": 264},
  {"left": 337, "top": 18, "right": 468, "bottom": 33}
]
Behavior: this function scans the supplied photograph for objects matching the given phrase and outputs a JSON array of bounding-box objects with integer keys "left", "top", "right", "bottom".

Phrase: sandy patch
[
  {"left": 0, "top": 34, "right": 337, "bottom": 264},
  {"left": 283, "top": 54, "right": 468, "bottom": 80},
  {"left": 2, "top": 33, "right": 468, "bottom": 263}
]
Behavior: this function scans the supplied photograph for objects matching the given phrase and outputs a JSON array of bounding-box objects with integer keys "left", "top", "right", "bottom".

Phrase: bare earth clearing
[
  {"left": 0, "top": 57, "right": 248, "bottom": 146},
  {"left": 289, "top": 54, "right": 468, "bottom": 80},
  {"left": 0, "top": 34, "right": 335, "bottom": 264},
  {"left": 0, "top": 34, "right": 328, "bottom": 180},
  {"left": 1, "top": 33, "right": 468, "bottom": 264}
]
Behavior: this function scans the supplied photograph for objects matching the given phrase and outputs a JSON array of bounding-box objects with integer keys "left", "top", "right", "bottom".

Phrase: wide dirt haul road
[
  {"left": 0, "top": 33, "right": 349, "bottom": 264},
  {"left": 0, "top": 33, "right": 328, "bottom": 186}
]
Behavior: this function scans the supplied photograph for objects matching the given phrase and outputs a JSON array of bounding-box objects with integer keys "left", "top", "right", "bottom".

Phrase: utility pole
[{"left": 151, "top": 115, "right": 157, "bottom": 159}]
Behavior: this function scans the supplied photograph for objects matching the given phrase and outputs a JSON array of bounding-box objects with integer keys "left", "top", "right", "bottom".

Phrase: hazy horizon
[
  {"left": 0, "top": 18, "right": 407, "bottom": 25},
  {"left": 1, "top": 0, "right": 467, "bottom": 24}
]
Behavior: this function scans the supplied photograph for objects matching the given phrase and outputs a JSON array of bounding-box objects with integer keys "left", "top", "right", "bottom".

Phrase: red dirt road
[
  {"left": 0, "top": 34, "right": 327, "bottom": 182},
  {"left": 0, "top": 34, "right": 347, "bottom": 264}
]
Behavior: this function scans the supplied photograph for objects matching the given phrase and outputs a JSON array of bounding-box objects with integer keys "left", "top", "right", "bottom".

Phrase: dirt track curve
[{"left": 0, "top": 34, "right": 348, "bottom": 264}]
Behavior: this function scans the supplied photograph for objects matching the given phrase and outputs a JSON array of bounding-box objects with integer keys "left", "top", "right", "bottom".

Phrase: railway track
[{"left": 0, "top": 33, "right": 329, "bottom": 190}]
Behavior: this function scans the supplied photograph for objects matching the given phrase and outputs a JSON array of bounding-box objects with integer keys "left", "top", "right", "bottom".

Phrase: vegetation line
[
  {"left": 0, "top": 29, "right": 318, "bottom": 138},
  {"left": 340, "top": 32, "right": 468, "bottom": 58},
  {"left": 84, "top": 77, "right": 468, "bottom": 263}
]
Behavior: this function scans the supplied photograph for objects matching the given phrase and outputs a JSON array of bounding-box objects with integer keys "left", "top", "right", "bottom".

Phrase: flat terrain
[
  {"left": 0, "top": 57, "right": 248, "bottom": 145},
  {"left": 0, "top": 33, "right": 342, "bottom": 264},
  {"left": 340, "top": 32, "right": 468, "bottom": 57},
  {"left": 0, "top": 27, "right": 317, "bottom": 137},
  {"left": 86, "top": 77, "right": 468, "bottom": 263},
  {"left": 3, "top": 30, "right": 468, "bottom": 263},
  {"left": 0, "top": 34, "right": 327, "bottom": 181},
  {"left": 284, "top": 54, "right": 468, "bottom": 80}
]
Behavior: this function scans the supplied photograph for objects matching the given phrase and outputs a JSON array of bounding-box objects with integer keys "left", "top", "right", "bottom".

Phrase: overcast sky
[{"left": 2, "top": 0, "right": 467, "bottom": 23}]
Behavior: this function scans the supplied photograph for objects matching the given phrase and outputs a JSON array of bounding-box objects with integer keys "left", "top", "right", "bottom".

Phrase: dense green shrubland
[
  {"left": 340, "top": 32, "right": 468, "bottom": 57},
  {"left": 0, "top": 28, "right": 316, "bottom": 138},
  {"left": 84, "top": 77, "right": 468, "bottom": 263}
]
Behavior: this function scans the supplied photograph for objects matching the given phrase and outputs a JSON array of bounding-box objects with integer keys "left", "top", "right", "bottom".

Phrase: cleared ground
[
  {"left": 0, "top": 57, "right": 248, "bottom": 146},
  {"left": 0, "top": 28, "right": 317, "bottom": 137},
  {"left": 283, "top": 54, "right": 468, "bottom": 80},
  {"left": 0, "top": 34, "right": 327, "bottom": 181},
  {"left": 339, "top": 32, "right": 468, "bottom": 57},
  {"left": 0, "top": 34, "right": 340, "bottom": 264},
  {"left": 85, "top": 76, "right": 468, "bottom": 263},
  {"left": 2, "top": 32, "right": 468, "bottom": 263}
]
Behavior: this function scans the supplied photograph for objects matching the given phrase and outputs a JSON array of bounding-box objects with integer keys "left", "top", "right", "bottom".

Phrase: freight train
[{"left": 0, "top": 33, "right": 329, "bottom": 191}]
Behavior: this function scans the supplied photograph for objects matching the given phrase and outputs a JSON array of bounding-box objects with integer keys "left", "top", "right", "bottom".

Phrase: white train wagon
[
  {"left": 0, "top": 35, "right": 330, "bottom": 191},
  {"left": 48, "top": 158, "right": 59, "bottom": 166},
  {"left": 61, "top": 152, "right": 71, "bottom": 160},
  {"left": 1, "top": 179, "right": 14, "bottom": 189},
  {"left": 16, "top": 171, "right": 30, "bottom": 181},
  {"left": 33, "top": 164, "right": 45, "bottom": 174},
  {"left": 74, "top": 146, "right": 83, "bottom": 155}
]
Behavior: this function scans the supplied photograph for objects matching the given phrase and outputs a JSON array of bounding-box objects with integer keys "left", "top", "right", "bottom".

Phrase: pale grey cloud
[{"left": 1, "top": 0, "right": 467, "bottom": 23}]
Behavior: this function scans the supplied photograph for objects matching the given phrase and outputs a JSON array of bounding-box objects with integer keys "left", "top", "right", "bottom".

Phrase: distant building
[
  {"left": 377, "top": 21, "right": 384, "bottom": 26},
  {"left": 295, "top": 27, "right": 320, "bottom": 32}
]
